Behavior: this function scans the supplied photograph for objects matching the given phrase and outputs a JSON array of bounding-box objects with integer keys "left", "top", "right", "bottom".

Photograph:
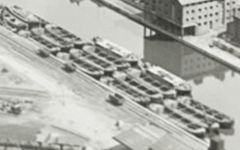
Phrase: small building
[
  {"left": 144, "top": 0, "right": 237, "bottom": 36},
  {"left": 227, "top": 6, "right": 240, "bottom": 42},
  {"left": 0, "top": 5, "right": 41, "bottom": 30},
  {"left": 113, "top": 125, "right": 208, "bottom": 150}
]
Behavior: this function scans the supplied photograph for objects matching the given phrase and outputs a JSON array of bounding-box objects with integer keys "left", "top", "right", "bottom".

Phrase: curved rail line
[{"left": 0, "top": 87, "right": 49, "bottom": 98}]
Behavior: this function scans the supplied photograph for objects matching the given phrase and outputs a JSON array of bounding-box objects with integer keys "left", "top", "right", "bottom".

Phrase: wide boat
[{"left": 0, "top": 5, "right": 234, "bottom": 138}]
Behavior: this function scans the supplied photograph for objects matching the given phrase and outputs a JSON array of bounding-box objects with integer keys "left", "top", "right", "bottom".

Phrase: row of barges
[{"left": 0, "top": 5, "right": 234, "bottom": 138}]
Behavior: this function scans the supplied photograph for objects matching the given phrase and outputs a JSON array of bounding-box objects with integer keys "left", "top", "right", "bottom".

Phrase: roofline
[{"left": 180, "top": 0, "right": 220, "bottom": 6}]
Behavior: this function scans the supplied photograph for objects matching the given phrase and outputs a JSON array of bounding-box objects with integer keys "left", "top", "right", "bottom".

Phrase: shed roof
[
  {"left": 113, "top": 127, "right": 158, "bottom": 150},
  {"left": 114, "top": 125, "right": 207, "bottom": 150},
  {"left": 150, "top": 134, "right": 196, "bottom": 150}
]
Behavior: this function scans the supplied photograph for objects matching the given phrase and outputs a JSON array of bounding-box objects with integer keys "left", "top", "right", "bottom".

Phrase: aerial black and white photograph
[{"left": 0, "top": 0, "right": 239, "bottom": 150}]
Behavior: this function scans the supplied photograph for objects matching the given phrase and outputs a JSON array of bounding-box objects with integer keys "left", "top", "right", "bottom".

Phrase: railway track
[
  {"left": 0, "top": 87, "right": 49, "bottom": 99},
  {"left": 0, "top": 26, "right": 207, "bottom": 149},
  {"left": 0, "top": 28, "right": 107, "bottom": 98},
  {"left": 0, "top": 139, "right": 78, "bottom": 150}
]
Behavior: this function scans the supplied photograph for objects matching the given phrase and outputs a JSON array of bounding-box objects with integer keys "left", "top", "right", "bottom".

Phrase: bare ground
[{"left": 0, "top": 43, "right": 145, "bottom": 149}]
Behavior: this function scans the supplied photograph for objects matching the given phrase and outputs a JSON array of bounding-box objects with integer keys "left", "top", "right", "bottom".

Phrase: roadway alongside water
[{"left": 0, "top": 0, "right": 240, "bottom": 149}]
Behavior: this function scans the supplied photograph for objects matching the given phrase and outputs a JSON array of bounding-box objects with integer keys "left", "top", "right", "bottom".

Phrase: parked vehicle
[
  {"left": 63, "top": 61, "right": 76, "bottom": 72},
  {"left": 109, "top": 93, "right": 125, "bottom": 106},
  {"left": 37, "top": 48, "right": 50, "bottom": 57}
]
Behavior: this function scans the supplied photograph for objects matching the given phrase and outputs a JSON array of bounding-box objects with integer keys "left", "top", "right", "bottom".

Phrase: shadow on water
[
  {"left": 90, "top": 0, "right": 104, "bottom": 7},
  {"left": 143, "top": 32, "right": 229, "bottom": 85},
  {"left": 143, "top": 32, "right": 238, "bottom": 139},
  {"left": 220, "top": 128, "right": 235, "bottom": 136},
  {"left": 68, "top": 0, "right": 104, "bottom": 7},
  {"left": 68, "top": 0, "right": 84, "bottom": 5}
]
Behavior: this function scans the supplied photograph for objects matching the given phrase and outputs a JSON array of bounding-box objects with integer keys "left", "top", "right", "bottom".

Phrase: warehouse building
[
  {"left": 144, "top": 0, "right": 237, "bottom": 36},
  {"left": 227, "top": 6, "right": 240, "bottom": 42}
]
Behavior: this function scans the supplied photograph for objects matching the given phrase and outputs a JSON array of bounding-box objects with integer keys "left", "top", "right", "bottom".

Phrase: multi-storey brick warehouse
[
  {"left": 227, "top": 6, "right": 240, "bottom": 42},
  {"left": 144, "top": 0, "right": 237, "bottom": 36}
]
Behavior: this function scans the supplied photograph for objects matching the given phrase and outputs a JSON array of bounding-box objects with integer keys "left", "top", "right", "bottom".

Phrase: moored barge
[{"left": 0, "top": 5, "right": 234, "bottom": 138}]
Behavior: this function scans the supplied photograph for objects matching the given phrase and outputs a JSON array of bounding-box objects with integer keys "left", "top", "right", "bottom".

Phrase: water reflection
[
  {"left": 144, "top": 33, "right": 229, "bottom": 84},
  {"left": 68, "top": 0, "right": 83, "bottom": 5},
  {"left": 89, "top": 0, "right": 104, "bottom": 7},
  {"left": 68, "top": 0, "right": 103, "bottom": 7},
  {"left": 143, "top": 32, "right": 240, "bottom": 150},
  {"left": 220, "top": 128, "right": 235, "bottom": 136}
]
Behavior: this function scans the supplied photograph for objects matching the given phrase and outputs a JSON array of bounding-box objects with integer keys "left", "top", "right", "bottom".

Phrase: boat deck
[
  {"left": 83, "top": 44, "right": 130, "bottom": 69},
  {"left": 74, "top": 57, "right": 103, "bottom": 75},
  {"left": 45, "top": 25, "right": 80, "bottom": 41},
  {"left": 110, "top": 78, "right": 150, "bottom": 104},
  {"left": 30, "top": 34, "right": 58, "bottom": 50},
  {"left": 77, "top": 50, "right": 113, "bottom": 69}
]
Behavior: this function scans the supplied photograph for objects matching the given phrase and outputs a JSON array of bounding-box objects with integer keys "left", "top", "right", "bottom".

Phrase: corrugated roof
[
  {"left": 114, "top": 125, "right": 207, "bottom": 150},
  {"left": 150, "top": 134, "right": 196, "bottom": 150},
  {"left": 178, "top": 0, "right": 210, "bottom": 5},
  {"left": 113, "top": 127, "right": 158, "bottom": 150}
]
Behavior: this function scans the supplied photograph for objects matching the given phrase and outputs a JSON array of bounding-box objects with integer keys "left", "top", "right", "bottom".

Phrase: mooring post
[{"left": 208, "top": 134, "right": 225, "bottom": 150}]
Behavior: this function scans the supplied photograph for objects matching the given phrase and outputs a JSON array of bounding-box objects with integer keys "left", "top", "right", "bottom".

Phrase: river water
[{"left": 0, "top": 0, "right": 239, "bottom": 149}]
